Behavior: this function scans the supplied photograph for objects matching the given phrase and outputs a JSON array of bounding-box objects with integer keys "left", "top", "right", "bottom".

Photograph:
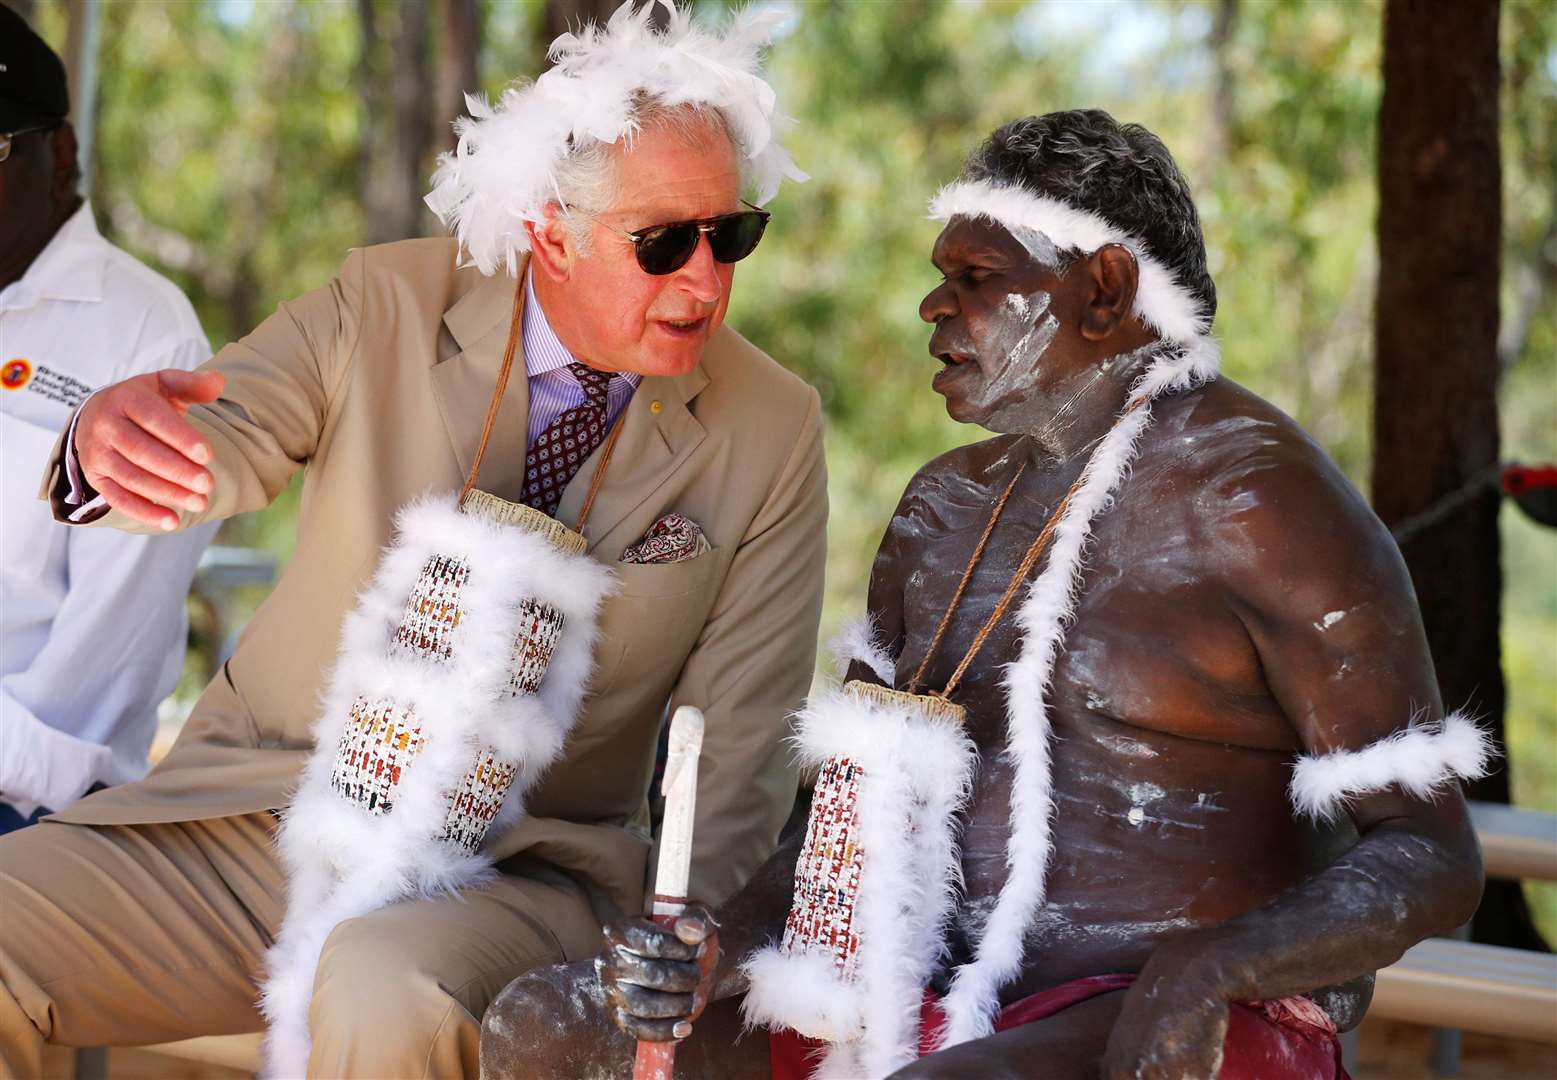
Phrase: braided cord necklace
[{"left": 904, "top": 396, "right": 1148, "bottom": 700}]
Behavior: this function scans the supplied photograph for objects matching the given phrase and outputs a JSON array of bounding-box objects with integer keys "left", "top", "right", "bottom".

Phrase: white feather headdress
[
  {"left": 929, "top": 178, "right": 1221, "bottom": 377},
  {"left": 424, "top": 0, "right": 807, "bottom": 277}
]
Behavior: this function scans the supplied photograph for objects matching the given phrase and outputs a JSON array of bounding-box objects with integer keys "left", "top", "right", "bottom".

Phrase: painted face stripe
[{"left": 928, "top": 179, "right": 1213, "bottom": 350}]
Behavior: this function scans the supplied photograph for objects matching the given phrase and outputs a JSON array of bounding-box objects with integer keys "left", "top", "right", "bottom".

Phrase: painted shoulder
[
  {"left": 900, "top": 434, "right": 1023, "bottom": 509},
  {"left": 1156, "top": 377, "right": 1398, "bottom": 572}
]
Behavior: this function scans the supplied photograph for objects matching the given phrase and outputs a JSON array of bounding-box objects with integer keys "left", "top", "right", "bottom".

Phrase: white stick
[{"left": 652, "top": 706, "right": 705, "bottom": 916}]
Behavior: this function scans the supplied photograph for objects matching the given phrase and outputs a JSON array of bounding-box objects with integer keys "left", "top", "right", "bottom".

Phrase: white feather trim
[
  {"left": 929, "top": 179, "right": 1219, "bottom": 359},
  {"left": 829, "top": 614, "right": 897, "bottom": 683},
  {"left": 741, "top": 947, "right": 862, "bottom": 1046},
  {"left": 424, "top": 0, "right": 807, "bottom": 277},
  {"left": 1289, "top": 710, "right": 1493, "bottom": 822},
  {"left": 741, "top": 683, "right": 975, "bottom": 1076},
  {"left": 933, "top": 346, "right": 1215, "bottom": 1049},
  {"left": 258, "top": 492, "right": 614, "bottom": 1078}
]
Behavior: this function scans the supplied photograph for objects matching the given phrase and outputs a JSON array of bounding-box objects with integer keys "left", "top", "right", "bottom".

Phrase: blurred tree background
[{"left": 18, "top": 0, "right": 1556, "bottom": 935}]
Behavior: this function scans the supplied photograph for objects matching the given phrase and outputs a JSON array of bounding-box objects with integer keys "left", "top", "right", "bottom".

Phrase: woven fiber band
[
  {"left": 263, "top": 490, "right": 612, "bottom": 1079},
  {"left": 460, "top": 489, "right": 587, "bottom": 556},
  {"left": 844, "top": 679, "right": 967, "bottom": 727}
]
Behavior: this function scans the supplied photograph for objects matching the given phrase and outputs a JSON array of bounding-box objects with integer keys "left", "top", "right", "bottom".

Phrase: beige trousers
[{"left": 0, "top": 813, "right": 602, "bottom": 1079}]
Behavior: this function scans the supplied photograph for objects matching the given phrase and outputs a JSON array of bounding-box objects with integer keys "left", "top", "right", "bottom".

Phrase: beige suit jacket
[{"left": 41, "top": 238, "right": 827, "bottom": 918}]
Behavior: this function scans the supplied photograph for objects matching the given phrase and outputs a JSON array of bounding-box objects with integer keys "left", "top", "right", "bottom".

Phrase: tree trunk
[
  {"left": 356, "top": 0, "right": 381, "bottom": 243},
  {"left": 359, "top": 0, "right": 433, "bottom": 245},
  {"left": 1207, "top": 0, "right": 1239, "bottom": 165},
  {"left": 540, "top": 0, "right": 665, "bottom": 70},
  {"left": 543, "top": 0, "right": 632, "bottom": 44},
  {"left": 388, "top": 0, "right": 431, "bottom": 242},
  {"left": 435, "top": 0, "right": 480, "bottom": 158},
  {"left": 1373, "top": 0, "right": 1540, "bottom": 950},
  {"left": 62, "top": 0, "right": 101, "bottom": 187}
]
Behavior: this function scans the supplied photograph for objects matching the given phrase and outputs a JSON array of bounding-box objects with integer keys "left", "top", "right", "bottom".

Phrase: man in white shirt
[
  {"left": 0, "top": 8, "right": 216, "bottom": 831},
  {"left": 0, "top": 6, "right": 825, "bottom": 1075}
]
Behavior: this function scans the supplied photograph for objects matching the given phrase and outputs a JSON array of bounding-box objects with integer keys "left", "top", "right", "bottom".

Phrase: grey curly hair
[{"left": 961, "top": 109, "right": 1217, "bottom": 324}]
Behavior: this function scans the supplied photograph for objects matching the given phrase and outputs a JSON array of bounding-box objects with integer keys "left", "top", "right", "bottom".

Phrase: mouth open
[
  {"left": 657, "top": 317, "right": 708, "bottom": 337},
  {"left": 932, "top": 351, "right": 976, "bottom": 391}
]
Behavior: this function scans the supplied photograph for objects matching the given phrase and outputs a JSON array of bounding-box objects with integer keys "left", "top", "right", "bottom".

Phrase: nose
[
  {"left": 920, "top": 279, "right": 956, "bottom": 325},
  {"left": 674, "top": 231, "right": 724, "bottom": 305}
]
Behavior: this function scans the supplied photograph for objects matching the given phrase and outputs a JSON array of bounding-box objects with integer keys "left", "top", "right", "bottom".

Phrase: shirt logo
[
  {"left": 1, "top": 362, "right": 91, "bottom": 406},
  {"left": 1, "top": 359, "right": 32, "bottom": 390}
]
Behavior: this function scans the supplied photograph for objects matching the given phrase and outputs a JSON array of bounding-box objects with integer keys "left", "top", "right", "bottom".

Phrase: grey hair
[
  {"left": 554, "top": 96, "right": 742, "bottom": 252},
  {"left": 962, "top": 110, "right": 1216, "bottom": 323}
]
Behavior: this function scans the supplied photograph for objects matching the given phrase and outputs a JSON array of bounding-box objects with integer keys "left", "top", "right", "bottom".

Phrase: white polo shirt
[{"left": 0, "top": 201, "right": 217, "bottom": 817}]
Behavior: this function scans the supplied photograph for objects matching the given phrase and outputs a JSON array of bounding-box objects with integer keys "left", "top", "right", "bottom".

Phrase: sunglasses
[
  {"left": 603, "top": 202, "right": 771, "bottom": 276},
  {"left": 0, "top": 122, "right": 61, "bottom": 164}
]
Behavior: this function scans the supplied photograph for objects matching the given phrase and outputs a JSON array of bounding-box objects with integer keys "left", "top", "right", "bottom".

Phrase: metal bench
[
  {"left": 1470, "top": 800, "right": 1557, "bottom": 883},
  {"left": 189, "top": 545, "right": 281, "bottom": 680},
  {"left": 1341, "top": 800, "right": 1557, "bottom": 1073},
  {"left": 1370, "top": 936, "right": 1557, "bottom": 1042}
]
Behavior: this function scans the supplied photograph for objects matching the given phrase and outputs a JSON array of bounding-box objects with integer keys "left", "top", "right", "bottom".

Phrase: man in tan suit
[{"left": 0, "top": 6, "right": 824, "bottom": 1077}]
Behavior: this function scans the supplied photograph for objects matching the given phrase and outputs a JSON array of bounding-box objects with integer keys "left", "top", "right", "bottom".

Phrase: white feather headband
[
  {"left": 929, "top": 178, "right": 1220, "bottom": 374},
  {"left": 424, "top": 0, "right": 807, "bottom": 278}
]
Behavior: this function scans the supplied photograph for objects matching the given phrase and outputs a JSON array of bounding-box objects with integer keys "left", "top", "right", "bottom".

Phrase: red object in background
[{"left": 1502, "top": 464, "right": 1557, "bottom": 527}]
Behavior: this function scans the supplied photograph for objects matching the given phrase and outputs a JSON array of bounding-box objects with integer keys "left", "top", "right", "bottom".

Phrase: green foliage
[{"left": 31, "top": 2, "right": 1556, "bottom": 938}]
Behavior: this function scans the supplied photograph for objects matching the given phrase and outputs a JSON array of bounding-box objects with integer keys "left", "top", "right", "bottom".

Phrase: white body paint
[
  {"left": 1315, "top": 610, "right": 1347, "bottom": 631},
  {"left": 929, "top": 179, "right": 1220, "bottom": 367}
]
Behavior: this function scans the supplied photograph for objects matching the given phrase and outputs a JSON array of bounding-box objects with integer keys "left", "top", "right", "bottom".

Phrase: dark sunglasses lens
[
  {"left": 635, "top": 225, "right": 701, "bottom": 275},
  {"left": 709, "top": 212, "right": 767, "bottom": 264}
]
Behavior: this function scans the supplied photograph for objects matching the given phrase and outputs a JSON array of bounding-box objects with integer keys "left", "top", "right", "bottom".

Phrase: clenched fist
[
  {"left": 73, "top": 368, "right": 224, "bottom": 531},
  {"left": 596, "top": 902, "right": 721, "bottom": 1042}
]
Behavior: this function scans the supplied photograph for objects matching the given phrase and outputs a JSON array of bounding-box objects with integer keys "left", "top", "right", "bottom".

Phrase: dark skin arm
[
  {"left": 1098, "top": 445, "right": 1485, "bottom": 1080},
  {"left": 598, "top": 833, "right": 803, "bottom": 1039}
]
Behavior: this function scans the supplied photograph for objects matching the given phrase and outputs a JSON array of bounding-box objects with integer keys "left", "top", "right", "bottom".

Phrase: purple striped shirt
[{"left": 523, "top": 269, "right": 640, "bottom": 447}]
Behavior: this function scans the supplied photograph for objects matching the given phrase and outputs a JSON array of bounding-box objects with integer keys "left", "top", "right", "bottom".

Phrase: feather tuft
[
  {"left": 829, "top": 614, "right": 897, "bottom": 683},
  {"left": 1288, "top": 710, "right": 1494, "bottom": 822},
  {"left": 425, "top": 0, "right": 806, "bottom": 277}
]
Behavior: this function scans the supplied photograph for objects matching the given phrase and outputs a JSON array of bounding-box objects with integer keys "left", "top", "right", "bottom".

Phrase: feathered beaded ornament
[
  {"left": 258, "top": 277, "right": 626, "bottom": 1076},
  {"left": 424, "top": 0, "right": 808, "bottom": 278}
]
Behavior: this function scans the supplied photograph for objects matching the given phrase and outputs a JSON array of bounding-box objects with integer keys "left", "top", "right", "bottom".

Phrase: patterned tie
[{"left": 522, "top": 362, "right": 613, "bottom": 517}]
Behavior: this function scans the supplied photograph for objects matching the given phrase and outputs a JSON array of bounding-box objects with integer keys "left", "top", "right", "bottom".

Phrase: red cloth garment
[{"left": 768, "top": 973, "right": 1350, "bottom": 1079}]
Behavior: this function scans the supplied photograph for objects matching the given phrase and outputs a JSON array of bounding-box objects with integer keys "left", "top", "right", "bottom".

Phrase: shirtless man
[{"left": 481, "top": 110, "right": 1487, "bottom": 1080}]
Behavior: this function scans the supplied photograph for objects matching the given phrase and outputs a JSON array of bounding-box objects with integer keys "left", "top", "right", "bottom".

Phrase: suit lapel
[
  {"left": 556, "top": 363, "right": 709, "bottom": 552},
  {"left": 430, "top": 261, "right": 530, "bottom": 503},
  {"left": 433, "top": 256, "right": 712, "bottom": 540}
]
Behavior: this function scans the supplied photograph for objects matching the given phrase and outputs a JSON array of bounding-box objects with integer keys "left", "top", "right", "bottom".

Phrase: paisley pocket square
[{"left": 620, "top": 513, "right": 711, "bottom": 564}]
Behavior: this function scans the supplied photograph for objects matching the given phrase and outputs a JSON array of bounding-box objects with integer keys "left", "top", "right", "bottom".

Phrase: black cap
[{"left": 0, "top": 5, "right": 70, "bottom": 132}]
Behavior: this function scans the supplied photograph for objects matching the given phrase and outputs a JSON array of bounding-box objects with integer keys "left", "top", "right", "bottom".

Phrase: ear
[
  {"left": 1079, "top": 242, "right": 1139, "bottom": 342},
  {"left": 525, "top": 203, "right": 577, "bottom": 284}
]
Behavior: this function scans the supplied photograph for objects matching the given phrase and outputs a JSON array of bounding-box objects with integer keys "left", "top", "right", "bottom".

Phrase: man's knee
[
  {"left": 481, "top": 960, "right": 607, "bottom": 1078},
  {"left": 312, "top": 915, "right": 451, "bottom": 1021}
]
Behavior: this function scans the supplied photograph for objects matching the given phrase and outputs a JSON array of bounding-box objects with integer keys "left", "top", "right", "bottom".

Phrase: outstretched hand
[
  {"left": 73, "top": 368, "right": 224, "bottom": 531},
  {"left": 596, "top": 902, "right": 721, "bottom": 1042}
]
